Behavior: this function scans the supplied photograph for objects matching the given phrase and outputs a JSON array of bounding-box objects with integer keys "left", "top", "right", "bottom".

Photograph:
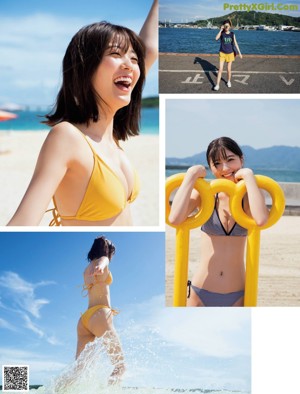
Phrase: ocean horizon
[
  {"left": 166, "top": 167, "right": 300, "bottom": 183},
  {"left": 0, "top": 108, "right": 159, "bottom": 135}
]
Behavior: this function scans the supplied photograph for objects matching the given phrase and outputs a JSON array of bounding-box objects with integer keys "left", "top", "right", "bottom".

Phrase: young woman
[
  {"left": 214, "top": 19, "right": 242, "bottom": 91},
  {"left": 76, "top": 236, "right": 124, "bottom": 385},
  {"left": 169, "top": 137, "right": 269, "bottom": 307},
  {"left": 8, "top": 0, "right": 158, "bottom": 226}
]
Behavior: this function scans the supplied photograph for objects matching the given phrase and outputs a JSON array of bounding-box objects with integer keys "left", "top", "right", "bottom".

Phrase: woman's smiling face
[
  {"left": 92, "top": 42, "right": 141, "bottom": 114},
  {"left": 209, "top": 148, "right": 243, "bottom": 182}
]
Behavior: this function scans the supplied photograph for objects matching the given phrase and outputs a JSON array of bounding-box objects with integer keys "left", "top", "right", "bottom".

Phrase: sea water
[
  {"left": 0, "top": 108, "right": 159, "bottom": 135},
  {"left": 159, "top": 28, "right": 300, "bottom": 56}
]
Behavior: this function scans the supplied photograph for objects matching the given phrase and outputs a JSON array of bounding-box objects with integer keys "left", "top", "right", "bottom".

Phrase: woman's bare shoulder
[
  {"left": 42, "top": 122, "right": 85, "bottom": 155},
  {"left": 48, "top": 121, "right": 82, "bottom": 141}
]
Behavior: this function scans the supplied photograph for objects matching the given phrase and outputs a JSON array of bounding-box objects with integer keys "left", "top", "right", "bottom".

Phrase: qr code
[{"left": 2, "top": 365, "right": 29, "bottom": 392}]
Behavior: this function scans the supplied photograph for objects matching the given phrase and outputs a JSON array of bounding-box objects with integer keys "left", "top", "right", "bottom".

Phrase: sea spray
[
  {"left": 31, "top": 332, "right": 122, "bottom": 394},
  {"left": 30, "top": 324, "right": 249, "bottom": 394}
]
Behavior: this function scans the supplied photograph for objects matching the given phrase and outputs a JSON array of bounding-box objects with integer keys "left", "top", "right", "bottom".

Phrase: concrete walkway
[{"left": 159, "top": 53, "right": 300, "bottom": 93}]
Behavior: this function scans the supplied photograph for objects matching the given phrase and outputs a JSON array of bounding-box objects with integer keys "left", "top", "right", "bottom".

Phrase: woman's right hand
[
  {"left": 186, "top": 165, "right": 206, "bottom": 180},
  {"left": 168, "top": 165, "right": 205, "bottom": 225}
]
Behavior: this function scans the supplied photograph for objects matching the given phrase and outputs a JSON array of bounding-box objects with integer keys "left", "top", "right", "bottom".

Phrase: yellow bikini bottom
[{"left": 81, "top": 305, "right": 118, "bottom": 330}]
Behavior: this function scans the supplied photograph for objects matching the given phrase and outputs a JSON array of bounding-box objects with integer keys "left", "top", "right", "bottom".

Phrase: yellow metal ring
[{"left": 165, "top": 174, "right": 214, "bottom": 230}]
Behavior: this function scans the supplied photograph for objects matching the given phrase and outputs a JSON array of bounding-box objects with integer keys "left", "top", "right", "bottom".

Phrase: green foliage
[
  {"left": 194, "top": 11, "right": 300, "bottom": 27},
  {"left": 142, "top": 96, "right": 159, "bottom": 108}
]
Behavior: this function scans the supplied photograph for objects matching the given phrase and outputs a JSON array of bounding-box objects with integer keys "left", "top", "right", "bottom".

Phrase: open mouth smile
[
  {"left": 222, "top": 172, "right": 235, "bottom": 179},
  {"left": 114, "top": 76, "right": 133, "bottom": 91}
]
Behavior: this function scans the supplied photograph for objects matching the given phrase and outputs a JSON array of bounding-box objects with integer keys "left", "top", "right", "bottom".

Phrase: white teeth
[{"left": 114, "top": 76, "right": 132, "bottom": 84}]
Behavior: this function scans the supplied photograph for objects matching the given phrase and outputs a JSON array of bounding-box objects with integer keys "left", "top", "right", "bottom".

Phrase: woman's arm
[
  {"left": 215, "top": 26, "right": 224, "bottom": 40},
  {"left": 92, "top": 256, "right": 110, "bottom": 275},
  {"left": 235, "top": 168, "right": 269, "bottom": 226},
  {"left": 7, "top": 126, "right": 73, "bottom": 226},
  {"left": 233, "top": 35, "right": 243, "bottom": 58},
  {"left": 139, "top": 0, "right": 158, "bottom": 74},
  {"left": 168, "top": 165, "right": 206, "bottom": 225}
]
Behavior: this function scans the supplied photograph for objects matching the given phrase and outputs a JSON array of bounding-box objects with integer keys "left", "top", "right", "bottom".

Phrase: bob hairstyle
[
  {"left": 87, "top": 236, "right": 116, "bottom": 262},
  {"left": 206, "top": 137, "right": 243, "bottom": 167},
  {"left": 43, "top": 22, "right": 146, "bottom": 141}
]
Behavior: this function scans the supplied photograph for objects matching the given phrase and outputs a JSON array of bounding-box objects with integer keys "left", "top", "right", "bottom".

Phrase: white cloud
[
  {"left": 0, "top": 271, "right": 61, "bottom": 345},
  {"left": 121, "top": 294, "right": 251, "bottom": 358},
  {"left": 0, "top": 271, "right": 55, "bottom": 318},
  {"left": 22, "top": 314, "right": 62, "bottom": 346},
  {"left": 0, "top": 317, "right": 17, "bottom": 331}
]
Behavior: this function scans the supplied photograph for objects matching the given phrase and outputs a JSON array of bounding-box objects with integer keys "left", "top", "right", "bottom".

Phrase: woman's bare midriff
[{"left": 192, "top": 231, "right": 246, "bottom": 293}]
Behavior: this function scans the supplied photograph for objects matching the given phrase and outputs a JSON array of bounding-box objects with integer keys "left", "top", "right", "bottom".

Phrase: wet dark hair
[
  {"left": 87, "top": 236, "right": 116, "bottom": 262},
  {"left": 206, "top": 137, "right": 243, "bottom": 167},
  {"left": 223, "top": 19, "right": 232, "bottom": 26},
  {"left": 43, "top": 22, "right": 146, "bottom": 141}
]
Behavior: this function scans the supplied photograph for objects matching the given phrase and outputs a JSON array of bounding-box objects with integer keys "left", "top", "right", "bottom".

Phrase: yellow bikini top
[
  {"left": 49, "top": 129, "right": 139, "bottom": 226},
  {"left": 82, "top": 271, "right": 113, "bottom": 296}
]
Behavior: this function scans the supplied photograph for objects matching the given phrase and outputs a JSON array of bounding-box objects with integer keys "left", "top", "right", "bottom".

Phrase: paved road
[{"left": 159, "top": 53, "right": 300, "bottom": 93}]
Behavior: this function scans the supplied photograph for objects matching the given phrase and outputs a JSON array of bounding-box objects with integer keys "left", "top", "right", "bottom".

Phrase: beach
[
  {"left": 0, "top": 131, "right": 159, "bottom": 226},
  {"left": 166, "top": 216, "right": 300, "bottom": 307}
]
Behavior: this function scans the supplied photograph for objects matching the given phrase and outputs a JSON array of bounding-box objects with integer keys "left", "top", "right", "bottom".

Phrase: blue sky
[
  {"left": 166, "top": 98, "right": 300, "bottom": 157},
  {"left": 0, "top": 0, "right": 158, "bottom": 109},
  {"left": 0, "top": 232, "right": 250, "bottom": 390},
  {"left": 159, "top": 0, "right": 300, "bottom": 22}
]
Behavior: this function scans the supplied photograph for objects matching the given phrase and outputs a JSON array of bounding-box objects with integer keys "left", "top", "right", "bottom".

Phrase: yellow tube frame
[{"left": 165, "top": 174, "right": 285, "bottom": 307}]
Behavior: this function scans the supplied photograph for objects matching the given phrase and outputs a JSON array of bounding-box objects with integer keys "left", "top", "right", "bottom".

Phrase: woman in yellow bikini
[
  {"left": 8, "top": 0, "right": 158, "bottom": 226},
  {"left": 76, "top": 236, "right": 124, "bottom": 384}
]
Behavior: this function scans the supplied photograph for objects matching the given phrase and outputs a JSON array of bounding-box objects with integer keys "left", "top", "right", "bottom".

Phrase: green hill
[
  {"left": 142, "top": 96, "right": 159, "bottom": 108},
  {"left": 194, "top": 11, "right": 300, "bottom": 27},
  {"left": 167, "top": 145, "right": 300, "bottom": 171}
]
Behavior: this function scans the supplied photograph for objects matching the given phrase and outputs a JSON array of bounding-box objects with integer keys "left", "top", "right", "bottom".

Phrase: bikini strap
[
  {"left": 72, "top": 126, "right": 98, "bottom": 157},
  {"left": 46, "top": 197, "right": 61, "bottom": 226},
  {"left": 81, "top": 283, "right": 92, "bottom": 297},
  {"left": 187, "top": 280, "right": 191, "bottom": 298}
]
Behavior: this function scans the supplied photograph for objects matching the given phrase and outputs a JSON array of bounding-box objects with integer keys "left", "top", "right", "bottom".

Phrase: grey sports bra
[{"left": 201, "top": 194, "right": 247, "bottom": 237}]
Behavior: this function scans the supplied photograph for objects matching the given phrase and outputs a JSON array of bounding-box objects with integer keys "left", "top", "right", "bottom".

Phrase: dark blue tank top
[
  {"left": 220, "top": 31, "right": 235, "bottom": 54},
  {"left": 201, "top": 194, "right": 247, "bottom": 237}
]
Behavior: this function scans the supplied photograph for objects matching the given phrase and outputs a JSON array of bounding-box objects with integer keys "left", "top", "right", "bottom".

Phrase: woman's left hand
[{"left": 234, "top": 168, "right": 254, "bottom": 182}]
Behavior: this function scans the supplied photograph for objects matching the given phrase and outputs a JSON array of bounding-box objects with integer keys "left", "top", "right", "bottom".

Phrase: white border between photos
[{"left": 252, "top": 307, "right": 300, "bottom": 394}]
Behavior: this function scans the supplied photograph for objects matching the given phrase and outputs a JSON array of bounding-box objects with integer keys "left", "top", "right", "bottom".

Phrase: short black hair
[
  {"left": 223, "top": 19, "right": 232, "bottom": 26},
  {"left": 87, "top": 236, "right": 116, "bottom": 261},
  {"left": 43, "top": 22, "right": 146, "bottom": 141}
]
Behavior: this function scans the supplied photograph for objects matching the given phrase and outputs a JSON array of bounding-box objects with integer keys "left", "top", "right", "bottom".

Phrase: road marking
[
  {"left": 280, "top": 76, "right": 295, "bottom": 85},
  {"left": 233, "top": 75, "right": 250, "bottom": 85},
  {"left": 160, "top": 69, "right": 300, "bottom": 74},
  {"left": 182, "top": 74, "right": 204, "bottom": 84}
]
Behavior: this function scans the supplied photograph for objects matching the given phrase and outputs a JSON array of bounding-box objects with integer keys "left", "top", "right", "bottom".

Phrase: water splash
[{"left": 30, "top": 325, "right": 249, "bottom": 394}]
